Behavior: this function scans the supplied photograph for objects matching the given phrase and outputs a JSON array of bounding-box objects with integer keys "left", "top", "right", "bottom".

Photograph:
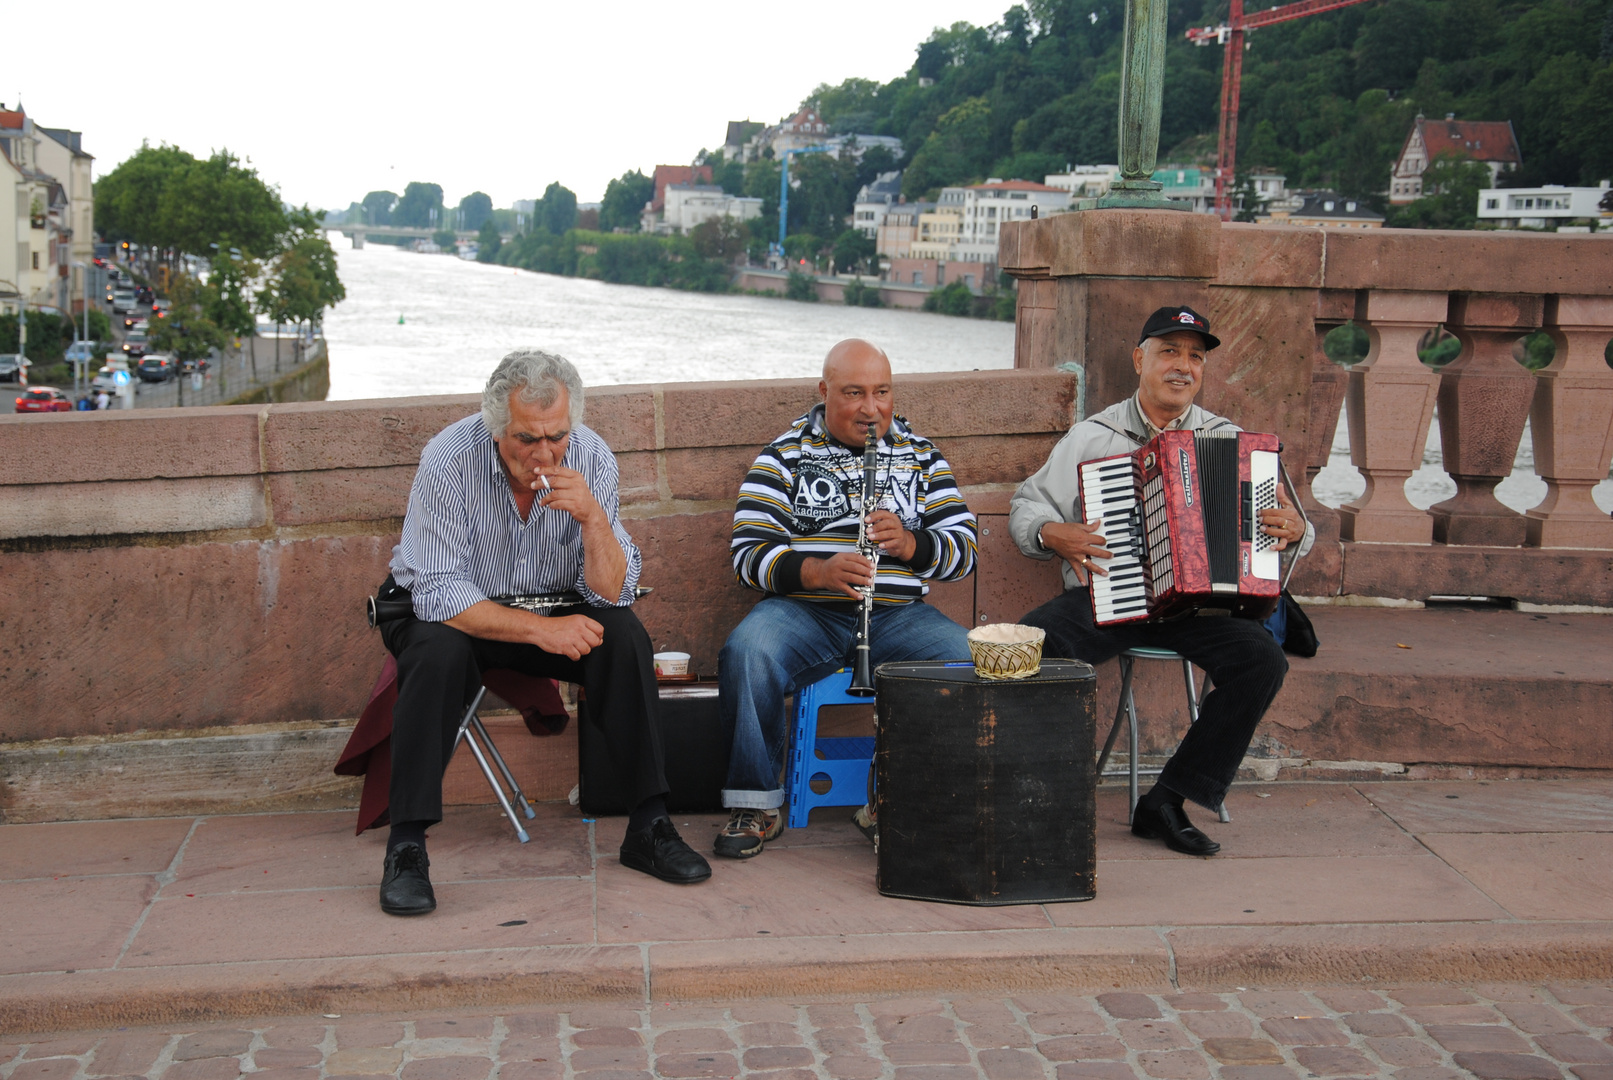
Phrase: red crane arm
[{"left": 1239, "top": 0, "right": 1374, "bottom": 30}]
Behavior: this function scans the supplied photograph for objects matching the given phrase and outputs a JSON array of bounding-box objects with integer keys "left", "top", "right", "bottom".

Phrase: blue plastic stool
[{"left": 785, "top": 669, "right": 875, "bottom": 829}]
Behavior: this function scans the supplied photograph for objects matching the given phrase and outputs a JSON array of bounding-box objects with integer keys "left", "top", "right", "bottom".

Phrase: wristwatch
[{"left": 1035, "top": 523, "right": 1049, "bottom": 552}]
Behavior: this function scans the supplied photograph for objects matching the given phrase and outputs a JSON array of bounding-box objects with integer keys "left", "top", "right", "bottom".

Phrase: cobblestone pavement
[{"left": 4, "top": 984, "right": 1611, "bottom": 1080}]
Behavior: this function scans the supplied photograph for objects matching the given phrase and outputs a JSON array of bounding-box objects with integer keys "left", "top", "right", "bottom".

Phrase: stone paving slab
[
  {"left": 5, "top": 781, "right": 1613, "bottom": 1033},
  {"left": 3, "top": 985, "right": 1611, "bottom": 1079}
]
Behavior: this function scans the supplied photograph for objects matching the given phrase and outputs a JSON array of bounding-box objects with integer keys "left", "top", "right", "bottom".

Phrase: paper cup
[{"left": 653, "top": 652, "right": 690, "bottom": 677}]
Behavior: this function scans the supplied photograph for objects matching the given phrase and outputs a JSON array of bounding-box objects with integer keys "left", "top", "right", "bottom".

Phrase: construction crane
[
  {"left": 1188, "top": 0, "right": 1376, "bottom": 220},
  {"left": 775, "top": 145, "right": 834, "bottom": 259}
]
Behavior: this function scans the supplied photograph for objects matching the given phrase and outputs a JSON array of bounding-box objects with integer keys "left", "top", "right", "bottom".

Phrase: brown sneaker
[{"left": 713, "top": 808, "right": 782, "bottom": 859}]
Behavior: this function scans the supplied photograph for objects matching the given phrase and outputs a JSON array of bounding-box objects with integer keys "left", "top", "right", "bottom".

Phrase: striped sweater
[{"left": 731, "top": 405, "right": 977, "bottom": 605}]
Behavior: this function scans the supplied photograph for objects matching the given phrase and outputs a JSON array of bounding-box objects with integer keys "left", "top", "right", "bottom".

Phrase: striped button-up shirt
[{"left": 390, "top": 414, "right": 641, "bottom": 623}]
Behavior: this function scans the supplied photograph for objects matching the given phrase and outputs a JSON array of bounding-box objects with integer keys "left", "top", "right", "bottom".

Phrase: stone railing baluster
[
  {"left": 1302, "top": 291, "right": 1354, "bottom": 525},
  {"left": 1430, "top": 293, "right": 1543, "bottom": 546},
  {"left": 1338, "top": 290, "right": 1445, "bottom": 543},
  {"left": 1526, "top": 295, "right": 1613, "bottom": 549}
]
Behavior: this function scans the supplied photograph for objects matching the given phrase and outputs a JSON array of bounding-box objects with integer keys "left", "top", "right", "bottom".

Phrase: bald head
[
  {"left": 822, "top": 338, "right": 891, "bottom": 382},
  {"left": 819, "top": 339, "right": 894, "bottom": 446}
]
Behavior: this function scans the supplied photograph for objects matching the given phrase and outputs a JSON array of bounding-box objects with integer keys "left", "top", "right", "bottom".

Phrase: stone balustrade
[{"left": 1001, "top": 212, "right": 1613, "bottom": 602}]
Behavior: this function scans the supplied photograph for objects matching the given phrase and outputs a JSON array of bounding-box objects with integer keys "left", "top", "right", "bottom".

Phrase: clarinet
[{"left": 847, "top": 422, "right": 880, "bottom": 697}]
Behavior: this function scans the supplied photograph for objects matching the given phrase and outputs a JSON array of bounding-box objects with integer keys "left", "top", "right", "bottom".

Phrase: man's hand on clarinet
[
  {"left": 1039, "top": 520, "right": 1113, "bottom": 586},
  {"left": 1260, "top": 486, "right": 1303, "bottom": 552},
  {"left": 802, "top": 552, "right": 877, "bottom": 599},
  {"left": 529, "top": 613, "right": 605, "bottom": 660},
  {"left": 863, "top": 509, "right": 916, "bottom": 561}
]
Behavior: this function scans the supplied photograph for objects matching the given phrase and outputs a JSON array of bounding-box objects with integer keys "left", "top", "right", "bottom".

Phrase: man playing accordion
[
  {"left": 1010, "top": 306, "right": 1313, "bottom": 858},
  {"left": 715, "top": 339, "right": 979, "bottom": 860}
]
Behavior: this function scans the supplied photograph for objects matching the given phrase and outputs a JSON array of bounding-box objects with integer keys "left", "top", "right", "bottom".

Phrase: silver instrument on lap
[
  {"left": 848, "top": 423, "right": 880, "bottom": 697},
  {"left": 366, "top": 586, "right": 651, "bottom": 628}
]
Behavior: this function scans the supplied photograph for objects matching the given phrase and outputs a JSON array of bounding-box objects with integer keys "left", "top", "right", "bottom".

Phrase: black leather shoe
[
  {"left": 620, "top": 818, "right": 712, "bottom": 884},
  {"left": 379, "top": 842, "right": 437, "bottom": 915},
  {"left": 1131, "top": 801, "right": 1221, "bottom": 856}
]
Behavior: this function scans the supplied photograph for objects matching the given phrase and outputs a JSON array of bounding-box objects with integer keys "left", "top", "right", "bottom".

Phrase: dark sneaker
[
  {"left": 620, "top": 818, "right": 712, "bottom": 883},
  {"left": 379, "top": 842, "right": 436, "bottom": 915},
  {"left": 713, "top": 808, "right": 783, "bottom": 859},
  {"left": 852, "top": 803, "right": 878, "bottom": 853}
]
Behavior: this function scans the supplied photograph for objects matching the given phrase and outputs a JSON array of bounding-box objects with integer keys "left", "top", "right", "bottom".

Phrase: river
[
  {"left": 320, "top": 240, "right": 1014, "bottom": 401},
  {"left": 321, "top": 237, "right": 1610, "bottom": 515}
]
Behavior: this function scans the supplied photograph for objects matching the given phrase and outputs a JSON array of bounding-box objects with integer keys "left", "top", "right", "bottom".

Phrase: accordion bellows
[{"left": 967, "top": 623, "right": 1046, "bottom": 680}]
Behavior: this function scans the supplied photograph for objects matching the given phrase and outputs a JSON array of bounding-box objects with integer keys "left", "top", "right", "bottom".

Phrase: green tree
[
  {"left": 599, "top": 170, "right": 654, "bottom": 232},
  {"left": 457, "top": 191, "right": 493, "bottom": 231},
  {"left": 689, "top": 216, "right": 750, "bottom": 261},
  {"left": 394, "top": 182, "right": 445, "bottom": 228},
  {"left": 832, "top": 228, "right": 876, "bottom": 273},
  {"left": 538, "top": 182, "right": 578, "bottom": 235},
  {"left": 477, "top": 217, "right": 502, "bottom": 263},
  {"left": 93, "top": 143, "right": 197, "bottom": 248},
  {"left": 149, "top": 274, "right": 225, "bottom": 365},
  {"left": 361, "top": 190, "right": 397, "bottom": 226},
  {"left": 159, "top": 150, "right": 287, "bottom": 260},
  {"left": 904, "top": 97, "right": 992, "bottom": 197}
]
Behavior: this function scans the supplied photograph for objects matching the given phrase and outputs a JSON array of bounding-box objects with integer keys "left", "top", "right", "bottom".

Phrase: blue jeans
[{"left": 719, "top": 597, "right": 973, "bottom": 810}]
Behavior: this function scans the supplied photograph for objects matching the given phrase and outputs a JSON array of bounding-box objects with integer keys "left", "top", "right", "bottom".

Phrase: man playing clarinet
[
  {"left": 715, "top": 338, "right": 979, "bottom": 859},
  {"left": 376, "top": 348, "right": 711, "bottom": 917},
  {"left": 1010, "top": 306, "right": 1312, "bottom": 857}
]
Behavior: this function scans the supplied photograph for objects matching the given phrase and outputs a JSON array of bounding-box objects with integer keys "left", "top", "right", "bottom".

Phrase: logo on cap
[{"left": 1175, "top": 311, "right": 1200, "bottom": 326}]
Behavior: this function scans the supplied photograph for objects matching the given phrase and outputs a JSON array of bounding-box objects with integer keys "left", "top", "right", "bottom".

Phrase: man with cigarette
[{"left": 376, "top": 348, "right": 710, "bottom": 917}]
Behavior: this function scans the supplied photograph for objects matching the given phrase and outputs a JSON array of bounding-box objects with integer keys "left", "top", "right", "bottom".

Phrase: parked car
[
  {"left": 0, "top": 353, "right": 28, "bottom": 382},
  {"left": 137, "top": 355, "right": 176, "bottom": 382},
  {"left": 14, "top": 387, "right": 73, "bottom": 413}
]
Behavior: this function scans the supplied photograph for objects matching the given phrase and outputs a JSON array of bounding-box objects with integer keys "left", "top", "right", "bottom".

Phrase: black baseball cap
[{"left": 1138, "top": 305, "right": 1220, "bottom": 351}]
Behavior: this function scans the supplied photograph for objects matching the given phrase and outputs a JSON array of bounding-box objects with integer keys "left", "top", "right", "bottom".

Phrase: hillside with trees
[{"left": 809, "top": 0, "right": 1611, "bottom": 212}]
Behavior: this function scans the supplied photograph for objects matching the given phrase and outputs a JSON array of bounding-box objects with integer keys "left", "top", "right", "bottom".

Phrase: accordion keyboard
[{"left": 1080, "top": 456, "right": 1149, "bottom": 624}]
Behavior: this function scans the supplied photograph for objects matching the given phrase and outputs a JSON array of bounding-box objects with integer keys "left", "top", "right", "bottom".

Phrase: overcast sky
[{"left": 10, "top": 0, "right": 1013, "bottom": 211}]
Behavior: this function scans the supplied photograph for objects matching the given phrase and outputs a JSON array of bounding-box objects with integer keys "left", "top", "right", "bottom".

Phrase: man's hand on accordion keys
[
  {"left": 1039, "top": 520, "right": 1114, "bottom": 586},
  {"left": 1260, "top": 485, "right": 1303, "bottom": 551}
]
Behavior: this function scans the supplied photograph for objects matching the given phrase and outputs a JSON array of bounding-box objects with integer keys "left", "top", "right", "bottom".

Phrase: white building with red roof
[{"left": 1390, "top": 113, "right": 1521, "bottom": 205}]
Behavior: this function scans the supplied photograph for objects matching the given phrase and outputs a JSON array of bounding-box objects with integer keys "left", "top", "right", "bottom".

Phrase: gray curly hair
[{"left": 482, "top": 348, "right": 585, "bottom": 436}]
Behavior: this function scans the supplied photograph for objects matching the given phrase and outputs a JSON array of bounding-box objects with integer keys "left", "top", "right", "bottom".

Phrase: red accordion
[{"left": 1077, "top": 429, "right": 1283, "bottom": 626}]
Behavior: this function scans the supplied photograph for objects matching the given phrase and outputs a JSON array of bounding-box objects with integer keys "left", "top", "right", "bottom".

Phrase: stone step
[{"left": 2, "top": 607, "right": 1607, "bottom": 824}]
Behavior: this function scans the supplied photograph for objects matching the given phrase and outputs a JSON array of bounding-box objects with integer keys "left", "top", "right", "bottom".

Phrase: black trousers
[
  {"left": 1022, "top": 589, "right": 1288, "bottom": 811},
  {"left": 380, "top": 606, "right": 669, "bottom": 827}
]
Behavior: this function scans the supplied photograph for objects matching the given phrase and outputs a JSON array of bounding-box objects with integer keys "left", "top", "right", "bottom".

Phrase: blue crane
[{"left": 774, "top": 145, "right": 835, "bottom": 259}]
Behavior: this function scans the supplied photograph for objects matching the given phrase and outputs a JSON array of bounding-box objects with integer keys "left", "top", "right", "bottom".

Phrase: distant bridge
[{"left": 323, "top": 224, "right": 516, "bottom": 249}]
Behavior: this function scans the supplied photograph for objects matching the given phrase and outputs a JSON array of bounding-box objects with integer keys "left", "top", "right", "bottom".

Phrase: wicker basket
[{"left": 967, "top": 624, "right": 1046, "bottom": 680}]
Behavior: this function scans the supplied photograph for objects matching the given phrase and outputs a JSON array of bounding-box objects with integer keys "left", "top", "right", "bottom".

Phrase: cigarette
[{"left": 539, "top": 474, "right": 550, "bottom": 490}]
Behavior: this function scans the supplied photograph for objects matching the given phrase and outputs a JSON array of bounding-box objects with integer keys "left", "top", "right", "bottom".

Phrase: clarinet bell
[{"left": 848, "top": 648, "right": 876, "bottom": 697}]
